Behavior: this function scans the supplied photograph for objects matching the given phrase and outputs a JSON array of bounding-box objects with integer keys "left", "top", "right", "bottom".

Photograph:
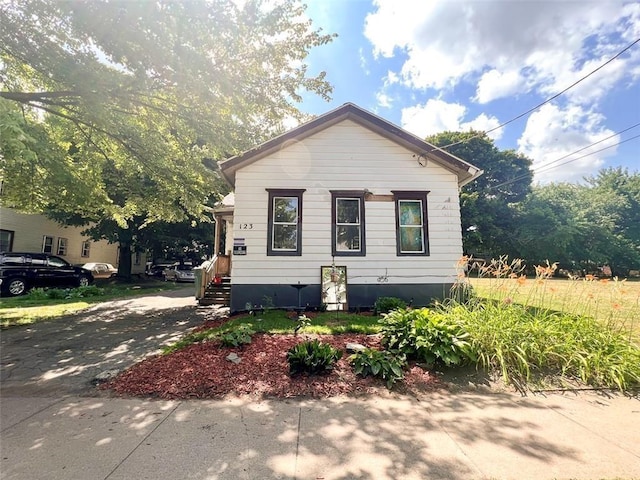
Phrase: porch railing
[{"left": 196, "top": 255, "right": 231, "bottom": 300}]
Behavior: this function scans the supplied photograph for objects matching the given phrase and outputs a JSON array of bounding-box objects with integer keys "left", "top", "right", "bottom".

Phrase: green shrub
[
  {"left": 350, "top": 348, "right": 406, "bottom": 388},
  {"left": 380, "top": 308, "right": 474, "bottom": 367},
  {"left": 75, "top": 285, "right": 104, "bottom": 297},
  {"left": 220, "top": 324, "right": 255, "bottom": 347},
  {"left": 27, "top": 288, "right": 49, "bottom": 300},
  {"left": 46, "top": 288, "right": 68, "bottom": 299},
  {"left": 287, "top": 339, "right": 342, "bottom": 375},
  {"left": 374, "top": 296, "right": 407, "bottom": 314}
]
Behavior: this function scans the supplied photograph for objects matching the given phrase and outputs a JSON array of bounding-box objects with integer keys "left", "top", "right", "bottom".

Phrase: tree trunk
[{"left": 118, "top": 243, "right": 133, "bottom": 280}]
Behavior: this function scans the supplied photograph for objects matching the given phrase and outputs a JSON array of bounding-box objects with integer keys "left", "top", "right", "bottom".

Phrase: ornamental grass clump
[{"left": 450, "top": 256, "right": 640, "bottom": 391}]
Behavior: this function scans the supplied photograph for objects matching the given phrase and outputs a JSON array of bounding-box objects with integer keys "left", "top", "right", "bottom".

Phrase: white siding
[
  {"left": 0, "top": 208, "right": 146, "bottom": 272},
  {"left": 230, "top": 119, "right": 463, "bottom": 286}
]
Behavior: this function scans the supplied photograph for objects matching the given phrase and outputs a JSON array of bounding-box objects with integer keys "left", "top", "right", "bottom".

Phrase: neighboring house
[
  {"left": 0, "top": 207, "right": 146, "bottom": 273},
  {"left": 207, "top": 103, "right": 482, "bottom": 312}
]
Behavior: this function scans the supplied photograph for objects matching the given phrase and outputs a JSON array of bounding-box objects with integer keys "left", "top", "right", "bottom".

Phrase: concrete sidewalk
[{"left": 1, "top": 391, "right": 639, "bottom": 480}]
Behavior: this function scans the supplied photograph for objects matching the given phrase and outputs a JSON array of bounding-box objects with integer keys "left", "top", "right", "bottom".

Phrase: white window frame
[
  {"left": 57, "top": 237, "right": 68, "bottom": 256},
  {"left": 42, "top": 235, "right": 54, "bottom": 254}
]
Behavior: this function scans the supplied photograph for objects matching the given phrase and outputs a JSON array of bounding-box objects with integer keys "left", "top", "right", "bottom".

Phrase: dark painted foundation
[{"left": 230, "top": 283, "right": 455, "bottom": 313}]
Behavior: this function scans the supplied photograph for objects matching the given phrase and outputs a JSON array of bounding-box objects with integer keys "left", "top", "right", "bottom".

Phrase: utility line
[
  {"left": 531, "top": 122, "right": 640, "bottom": 173},
  {"left": 534, "top": 133, "right": 640, "bottom": 176},
  {"left": 424, "top": 37, "right": 640, "bottom": 155},
  {"left": 489, "top": 132, "right": 640, "bottom": 191}
]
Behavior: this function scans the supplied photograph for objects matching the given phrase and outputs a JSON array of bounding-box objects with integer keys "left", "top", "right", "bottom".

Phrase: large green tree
[
  {"left": 0, "top": 0, "right": 334, "bottom": 276},
  {"left": 426, "top": 131, "right": 533, "bottom": 258},
  {"left": 513, "top": 168, "right": 640, "bottom": 276}
]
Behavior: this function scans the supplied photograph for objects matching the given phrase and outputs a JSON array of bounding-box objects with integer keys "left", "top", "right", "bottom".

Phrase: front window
[
  {"left": 331, "top": 191, "right": 366, "bottom": 256},
  {"left": 0, "top": 230, "right": 14, "bottom": 252},
  {"left": 57, "top": 238, "right": 68, "bottom": 256},
  {"left": 81, "top": 240, "right": 91, "bottom": 257},
  {"left": 266, "top": 189, "right": 304, "bottom": 256},
  {"left": 393, "top": 191, "right": 430, "bottom": 256},
  {"left": 42, "top": 235, "right": 54, "bottom": 254},
  {"left": 134, "top": 251, "right": 141, "bottom": 265}
]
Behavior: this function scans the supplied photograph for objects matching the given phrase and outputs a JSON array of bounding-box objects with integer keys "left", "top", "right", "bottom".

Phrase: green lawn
[
  {"left": 223, "top": 310, "right": 382, "bottom": 335},
  {"left": 468, "top": 276, "right": 640, "bottom": 337},
  {"left": 0, "top": 281, "right": 183, "bottom": 328}
]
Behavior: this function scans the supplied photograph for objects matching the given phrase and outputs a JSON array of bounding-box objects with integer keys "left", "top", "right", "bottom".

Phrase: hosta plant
[
  {"left": 220, "top": 324, "right": 255, "bottom": 347},
  {"left": 287, "top": 339, "right": 342, "bottom": 375},
  {"left": 350, "top": 348, "right": 406, "bottom": 388}
]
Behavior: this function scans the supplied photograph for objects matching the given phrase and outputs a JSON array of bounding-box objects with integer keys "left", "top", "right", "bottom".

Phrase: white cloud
[
  {"left": 517, "top": 104, "right": 618, "bottom": 183},
  {"left": 401, "top": 99, "right": 502, "bottom": 140},
  {"left": 364, "top": 0, "right": 639, "bottom": 105},
  {"left": 475, "top": 69, "right": 526, "bottom": 104},
  {"left": 376, "top": 91, "right": 392, "bottom": 108}
]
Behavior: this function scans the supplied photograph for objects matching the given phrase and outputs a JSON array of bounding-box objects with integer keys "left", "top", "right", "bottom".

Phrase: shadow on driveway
[{"left": 0, "top": 287, "right": 226, "bottom": 397}]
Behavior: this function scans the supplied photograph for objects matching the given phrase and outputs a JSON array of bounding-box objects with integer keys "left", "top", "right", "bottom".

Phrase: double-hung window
[
  {"left": 331, "top": 191, "right": 366, "bottom": 256},
  {"left": 57, "top": 238, "right": 68, "bottom": 256},
  {"left": 393, "top": 191, "right": 430, "bottom": 256},
  {"left": 42, "top": 235, "right": 54, "bottom": 254},
  {"left": 81, "top": 240, "right": 91, "bottom": 258},
  {"left": 266, "top": 189, "right": 304, "bottom": 256},
  {"left": 0, "top": 230, "right": 14, "bottom": 252}
]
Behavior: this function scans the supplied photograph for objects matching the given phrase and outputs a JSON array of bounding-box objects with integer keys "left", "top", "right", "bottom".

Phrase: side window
[
  {"left": 331, "top": 191, "right": 366, "bottom": 257},
  {"left": 134, "top": 251, "right": 142, "bottom": 265},
  {"left": 81, "top": 240, "right": 91, "bottom": 258},
  {"left": 393, "top": 191, "right": 430, "bottom": 256},
  {"left": 57, "top": 238, "right": 68, "bottom": 256},
  {"left": 47, "top": 256, "right": 68, "bottom": 268},
  {"left": 0, "top": 229, "right": 14, "bottom": 252},
  {"left": 266, "top": 189, "right": 305, "bottom": 256},
  {"left": 42, "top": 235, "right": 54, "bottom": 254}
]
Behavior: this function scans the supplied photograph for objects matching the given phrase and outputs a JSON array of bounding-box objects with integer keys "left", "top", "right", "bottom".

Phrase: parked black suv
[{"left": 0, "top": 252, "right": 94, "bottom": 296}]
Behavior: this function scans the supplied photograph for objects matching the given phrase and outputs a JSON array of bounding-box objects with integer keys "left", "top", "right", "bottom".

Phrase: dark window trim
[
  {"left": 0, "top": 229, "right": 14, "bottom": 252},
  {"left": 330, "top": 190, "right": 366, "bottom": 257},
  {"left": 266, "top": 189, "right": 305, "bottom": 256},
  {"left": 392, "top": 190, "right": 430, "bottom": 256}
]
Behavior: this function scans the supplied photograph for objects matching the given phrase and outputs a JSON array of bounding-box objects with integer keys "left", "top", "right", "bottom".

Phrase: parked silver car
[
  {"left": 82, "top": 262, "right": 117, "bottom": 279},
  {"left": 163, "top": 264, "right": 195, "bottom": 283}
]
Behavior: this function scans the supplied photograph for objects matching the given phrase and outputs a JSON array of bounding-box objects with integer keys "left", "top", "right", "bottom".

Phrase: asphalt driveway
[{"left": 0, "top": 287, "right": 223, "bottom": 397}]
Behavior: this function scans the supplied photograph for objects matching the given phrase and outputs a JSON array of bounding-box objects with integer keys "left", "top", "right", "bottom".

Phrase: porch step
[{"left": 199, "top": 277, "right": 231, "bottom": 307}]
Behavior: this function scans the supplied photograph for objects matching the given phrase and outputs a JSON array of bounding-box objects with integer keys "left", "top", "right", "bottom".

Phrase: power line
[
  {"left": 424, "top": 37, "right": 640, "bottom": 154},
  {"left": 534, "top": 133, "right": 640, "bottom": 176},
  {"left": 489, "top": 130, "right": 640, "bottom": 191},
  {"left": 531, "top": 122, "right": 640, "bottom": 173}
]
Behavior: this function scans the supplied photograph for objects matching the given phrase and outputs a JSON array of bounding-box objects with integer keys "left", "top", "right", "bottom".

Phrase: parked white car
[
  {"left": 82, "top": 262, "right": 117, "bottom": 279},
  {"left": 163, "top": 264, "right": 195, "bottom": 283}
]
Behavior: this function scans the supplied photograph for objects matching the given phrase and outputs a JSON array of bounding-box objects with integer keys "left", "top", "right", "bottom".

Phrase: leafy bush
[
  {"left": 374, "top": 296, "right": 407, "bottom": 314},
  {"left": 75, "top": 285, "right": 104, "bottom": 297},
  {"left": 27, "top": 288, "right": 49, "bottom": 300},
  {"left": 380, "top": 308, "right": 474, "bottom": 367},
  {"left": 46, "top": 288, "right": 68, "bottom": 299},
  {"left": 220, "top": 324, "right": 255, "bottom": 347},
  {"left": 350, "top": 348, "right": 406, "bottom": 388},
  {"left": 287, "top": 339, "right": 342, "bottom": 375}
]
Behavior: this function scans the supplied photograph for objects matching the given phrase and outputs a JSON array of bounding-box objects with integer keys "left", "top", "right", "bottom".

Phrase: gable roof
[{"left": 219, "top": 102, "right": 483, "bottom": 188}]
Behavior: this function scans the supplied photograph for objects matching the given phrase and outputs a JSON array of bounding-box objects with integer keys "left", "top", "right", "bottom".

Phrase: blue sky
[{"left": 295, "top": 0, "right": 639, "bottom": 184}]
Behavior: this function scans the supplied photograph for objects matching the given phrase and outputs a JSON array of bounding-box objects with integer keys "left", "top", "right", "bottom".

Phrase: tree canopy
[
  {"left": 426, "top": 131, "right": 533, "bottom": 258},
  {"left": 0, "top": 0, "right": 334, "bottom": 275}
]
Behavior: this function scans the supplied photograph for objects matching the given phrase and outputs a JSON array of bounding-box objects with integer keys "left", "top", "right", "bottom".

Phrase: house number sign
[{"left": 239, "top": 223, "right": 254, "bottom": 229}]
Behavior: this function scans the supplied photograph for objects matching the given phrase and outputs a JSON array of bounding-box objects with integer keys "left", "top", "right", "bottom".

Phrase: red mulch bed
[{"left": 102, "top": 332, "right": 441, "bottom": 399}]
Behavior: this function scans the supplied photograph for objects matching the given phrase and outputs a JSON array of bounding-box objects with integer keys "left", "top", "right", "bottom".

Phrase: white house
[{"left": 209, "top": 103, "right": 482, "bottom": 312}]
